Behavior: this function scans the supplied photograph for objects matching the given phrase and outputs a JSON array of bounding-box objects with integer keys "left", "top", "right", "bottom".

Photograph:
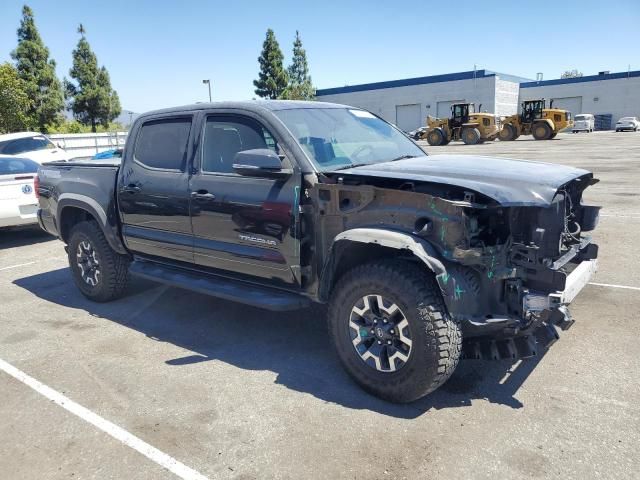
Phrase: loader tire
[
  {"left": 499, "top": 124, "right": 516, "bottom": 141},
  {"left": 426, "top": 129, "right": 445, "bottom": 146},
  {"left": 533, "top": 122, "right": 552, "bottom": 140},
  {"left": 462, "top": 127, "right": 481, "bottom": 145}
]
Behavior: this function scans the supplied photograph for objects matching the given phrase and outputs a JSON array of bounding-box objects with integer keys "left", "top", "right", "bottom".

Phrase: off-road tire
[
  {"left": 462, "top": 127, "right": 481, "bottom": 145},
  {"left": 68, "top": 221, "right": 130, "bottom": 302},
  {"left": 550, "top": 132, "right": 558, "bottom": 139},
  {"left": 499, "top": 124, "right": 516, "bottom": 141},
  {"left": 532, "top": 122, "right": 552, "bottom": 140},
  {"left": 328, "top": 260, "right": 462, "bottom": 403},
  {"left": 426, "top": 128, "right": 444, "bottom": 146}
]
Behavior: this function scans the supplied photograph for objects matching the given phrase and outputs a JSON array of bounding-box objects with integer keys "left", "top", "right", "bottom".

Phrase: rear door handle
[
  {"left": 191, "top": 190, "right": 215, "bottom": 200},
  {"left": 122, "top": 184, "right": 141, "bottom": 194}
]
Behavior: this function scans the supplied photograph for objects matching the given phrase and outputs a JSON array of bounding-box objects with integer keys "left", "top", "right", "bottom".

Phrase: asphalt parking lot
[{"left": 1, "top": 130, "right": 639, "bottom": 479}]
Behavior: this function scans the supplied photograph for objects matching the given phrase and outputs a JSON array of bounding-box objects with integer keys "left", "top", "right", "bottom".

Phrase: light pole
[{"left": 202, "top": 79, "right": 212, "bottom": 102}]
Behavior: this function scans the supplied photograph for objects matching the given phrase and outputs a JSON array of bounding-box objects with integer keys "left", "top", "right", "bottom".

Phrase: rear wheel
[
  {"left": 499, "top": 124, "right": 516, "bottom": 141},
  {"left": 532, "top": 122, "right": 552, "bottom": 140},
  {"left": 68, "top": 221, "right": 130, "bottom": 302},
  {"left": 426, "top": 128, "right": 444, "bottom": 146},
  {"left": 328, "top": 260, "right": 462, "bottom": 403},
  {"left": 462, "top": 127, "right": 481, "bottom": 145},
  {"left": 550, "top": 132, "right": 558, "bottom": 139}
]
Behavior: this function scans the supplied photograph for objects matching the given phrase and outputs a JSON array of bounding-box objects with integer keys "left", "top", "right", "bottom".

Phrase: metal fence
[{"left": 49, "top": 132, "right": 129, "bottom": 159}]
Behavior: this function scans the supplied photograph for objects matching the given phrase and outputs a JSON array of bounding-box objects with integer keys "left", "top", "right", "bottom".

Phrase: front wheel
[
  {"left": 533, "top": 122, "right": 552, "bottom": 140},
  {"left": 328, "top": 260, "right": 462, "bottom": 403},
  {"left": 68, "top": 221, "right": 130, "bottom": 302},
  {"left": 499, "top": 124, "right": 516, "bottom": 141}
]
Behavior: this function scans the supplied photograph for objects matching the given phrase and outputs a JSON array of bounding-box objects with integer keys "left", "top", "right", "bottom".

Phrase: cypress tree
[
  {"left": 253, "top": 29, "right": 288, "bottom": 99},
  {"left": 11, "top": 5, "right": 64, "bottom": 131},
  {"left": 65, "top": 24, "right": 121, "bottom": 132},
  {"left": 283, "top": 31, "right": 315, "bottom": 100}
]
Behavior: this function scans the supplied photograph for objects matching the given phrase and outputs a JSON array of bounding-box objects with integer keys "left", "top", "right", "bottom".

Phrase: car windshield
[
  {"left": 274, "top": 107, "right": 425, "bottom": 171},
  {"left": 0, "top": 157, "right": 39, "bottom": 175},
  {"left": 620, "top": 117, "right": 635, "bottom": 121},
  {"left": 575, "top": 115, "right": 587, "bottom": 121}
]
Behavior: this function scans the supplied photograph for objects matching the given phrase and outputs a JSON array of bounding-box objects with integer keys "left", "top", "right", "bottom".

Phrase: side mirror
[{"left": 232, "top": 149, "right": 292, "bottom": 178}]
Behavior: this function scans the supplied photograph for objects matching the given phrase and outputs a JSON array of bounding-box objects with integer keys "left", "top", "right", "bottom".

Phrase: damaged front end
[
  {"left": 446, "top": 176, "right": 600, "bottom": 360},
  {"left": 319, "top": 159, "right": 600, "bottom": 360}
]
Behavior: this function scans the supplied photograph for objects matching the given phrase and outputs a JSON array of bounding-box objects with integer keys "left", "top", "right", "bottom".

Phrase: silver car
[{"left": 615, "top": 116, "right": 640, "bottom": 132}]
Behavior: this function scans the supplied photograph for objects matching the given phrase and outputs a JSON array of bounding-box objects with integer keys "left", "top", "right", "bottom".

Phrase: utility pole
[{"left": 202, "top": 79, "right": 212, "bottom": 102}]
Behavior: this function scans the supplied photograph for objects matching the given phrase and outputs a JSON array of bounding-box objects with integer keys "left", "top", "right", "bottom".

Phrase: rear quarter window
[
  {"left": 133, "top": 118, "right": 192, "bottom": 171},
  {"left": 0, "top": 157, "right": 39, "bottom": 175}
]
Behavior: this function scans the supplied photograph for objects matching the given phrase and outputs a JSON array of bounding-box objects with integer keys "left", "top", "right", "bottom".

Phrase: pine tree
[
  {"left": 10, "top": 5, "right": 64, "bottom": 132},
  {"left": 0, "top": 62, "right": 32, "bottom": 133},
  {"left": 282, "top": 31, "right": 315, "bottom": 100},
  {"left": 65, "top": 24, "right": 121, "bottom": 132},
  {"left": 253, "top": 29, "right": 288, "bottom": 99}
]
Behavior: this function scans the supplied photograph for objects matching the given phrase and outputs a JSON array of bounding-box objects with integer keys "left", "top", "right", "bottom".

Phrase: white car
[
  {"left": 615, "top": 117, "right": 640, "bottom": 132},
  {"left": 0, "top": 131, "right": 70, "bottom": 163},
  {"left": 0, "top": 155, "right": 40, "bottom": 228}
]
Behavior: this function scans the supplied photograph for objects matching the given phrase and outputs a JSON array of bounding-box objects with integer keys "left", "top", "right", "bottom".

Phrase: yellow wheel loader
[
  {"left": 420, "top": 103, "right": 501, "bottom": 146},
  {"left": 499, "top": 99, "right": 573, "bottom": 141}
]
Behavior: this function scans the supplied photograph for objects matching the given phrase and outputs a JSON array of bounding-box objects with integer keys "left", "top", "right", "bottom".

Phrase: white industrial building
[{"left": 316, "top": 69, "right": 640, "bottom": 131}]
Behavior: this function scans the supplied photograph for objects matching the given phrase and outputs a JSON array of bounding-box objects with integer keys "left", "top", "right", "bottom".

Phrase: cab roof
[{"left": 138, "top": 100, "right": 354, "bottom": 119}]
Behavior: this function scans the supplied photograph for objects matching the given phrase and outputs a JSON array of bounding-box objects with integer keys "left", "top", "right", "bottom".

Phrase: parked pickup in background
[{"left": 37, "top": 101, "right": 600, "bottom": 403}]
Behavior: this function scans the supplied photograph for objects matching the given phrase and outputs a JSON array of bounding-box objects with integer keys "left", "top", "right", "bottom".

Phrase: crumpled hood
[{"left": 329, "top": 154, "right": 595, "bottom": 206}]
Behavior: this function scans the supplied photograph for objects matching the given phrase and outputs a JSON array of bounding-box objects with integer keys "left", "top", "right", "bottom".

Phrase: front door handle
[
  {"left": 191, "top": 190, "right": 215, "bottom": 200},
  {"left": 122, "top": 184, "right": 141, "bottom": 194}
]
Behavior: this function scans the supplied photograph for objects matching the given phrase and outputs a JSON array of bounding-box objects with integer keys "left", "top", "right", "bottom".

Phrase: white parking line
[
  {"left": 589, "top": 282, "right": 640, "bottom": 291},
  {"left": 0, "top": 262, "right": 36, "bottom": 271},
  {"left": 600, "top": 214, "right": 640, "bottom": 218},
  {"left": 0, "top": 358, "right": 209, "bottom": 480}
]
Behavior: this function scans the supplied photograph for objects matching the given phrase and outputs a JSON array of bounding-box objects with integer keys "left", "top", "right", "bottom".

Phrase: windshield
[
  {"left": 0, "top": 135, "right": 55, "bottom": 155},
  {"left": 274, "top": 107, "right": 425, "bottom": 171},
  {"left": 575, "top": 115, "right": 587, "bottom": 121}
]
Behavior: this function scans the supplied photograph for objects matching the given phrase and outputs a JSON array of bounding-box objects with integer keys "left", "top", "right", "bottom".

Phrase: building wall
[
  {"left": 494, "top": 77, "right": 520, "bottom": 117},
  {"left": 519, "top": 74, "right": 640, "bottom": 129},
  {"left": 316, "top": 76, "right": 500, "bottom": 131}
]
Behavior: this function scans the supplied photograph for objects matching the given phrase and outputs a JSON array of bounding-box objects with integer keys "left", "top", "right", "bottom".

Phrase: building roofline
[
  {"left": 521, "top": 70, "right": 640, "bottom": 88},
  {"left": 316, "top": 69, "right": 533, "bottom": 96}
]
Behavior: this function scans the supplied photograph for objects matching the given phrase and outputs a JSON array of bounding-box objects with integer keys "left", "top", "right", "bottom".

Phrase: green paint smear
[{"left": 454, "top": 284, "right": 465, "bottom": 300}]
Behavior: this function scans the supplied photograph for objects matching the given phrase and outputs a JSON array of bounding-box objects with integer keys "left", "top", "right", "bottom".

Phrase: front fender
[{"left": 319, "top": 228, "right": 450, "bottom": 300}]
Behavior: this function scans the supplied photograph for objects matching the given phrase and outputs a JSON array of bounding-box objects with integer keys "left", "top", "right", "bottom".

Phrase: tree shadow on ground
[{"left": 14, "top": 267, "right": 550, "bottom": 419}]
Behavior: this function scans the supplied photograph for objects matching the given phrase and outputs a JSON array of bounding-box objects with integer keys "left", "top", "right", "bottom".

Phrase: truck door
[
  {"left": 118, "top": 115, "right": 194, "bottom": 263},
  {"left": 188, "top": 114, "right": 301, "bottom": 287}
]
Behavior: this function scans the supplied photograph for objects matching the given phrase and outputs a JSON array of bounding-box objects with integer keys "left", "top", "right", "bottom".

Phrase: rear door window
[{"left": 134, "top": 118, "right": 192, "bottom": 171}]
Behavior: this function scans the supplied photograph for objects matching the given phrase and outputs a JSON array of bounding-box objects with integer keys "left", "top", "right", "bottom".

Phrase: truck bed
[{"left": 37, "top": 160, "right": 121, "bottom": 247}]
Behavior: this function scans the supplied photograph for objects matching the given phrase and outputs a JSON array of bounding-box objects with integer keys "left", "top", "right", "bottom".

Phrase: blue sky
[{"left": 1, "top": 1, "right": 639, "bottom": 113}]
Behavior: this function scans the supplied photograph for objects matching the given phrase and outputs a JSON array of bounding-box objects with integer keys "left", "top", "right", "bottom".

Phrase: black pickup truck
[{"left": 37, "top": 101, "right": 600, "bottom": 403}]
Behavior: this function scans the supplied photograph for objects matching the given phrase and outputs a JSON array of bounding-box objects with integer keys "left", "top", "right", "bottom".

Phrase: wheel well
[
  {"left": 320, "top": 241, "right": 418, "bottom": 301},
  {"left": 59, "top": 206, "right": 96, "bottom": 243}
]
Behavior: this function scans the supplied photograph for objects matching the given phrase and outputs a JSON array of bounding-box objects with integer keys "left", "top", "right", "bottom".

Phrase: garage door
[
  {"left": 395, "top": 104, "right": 422, "bottom": 132},
  {"left": 436, "top": 100, "right": 464, "bottom": 119},
  {"left": 551, "top": 97, "right": 582, "bottom": 116}
]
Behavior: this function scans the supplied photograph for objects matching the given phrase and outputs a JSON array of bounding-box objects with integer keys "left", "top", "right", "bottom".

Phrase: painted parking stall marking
[{"left": 0, "top": 358, "right": 210, "bottom": 480}]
